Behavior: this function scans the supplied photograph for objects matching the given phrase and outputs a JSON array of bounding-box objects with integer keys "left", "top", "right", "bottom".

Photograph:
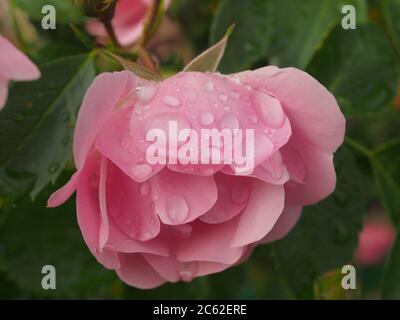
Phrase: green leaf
[
  {"left": 307, "top": 24, "right": 399, "bottom": 117},
  {"left": 0, "top": 173, "right": 119, "bottom": 299},
  {"left": 371, "top": 139, "right": 400, "bottom": 225},
  {"left": 103, "top": 51, "right": 163, "bottom": 82},
  {"left": 184, "top": 24, "right": 235, "bottom": 72},
  {"left": 381, "top": 0, "right": 400, "bottom": 57},
  {"left": 314, "top": 268, "right": 361, "bottom": 300},
  {"left": 0, "top": 54, "right": 96, "bottom": 203},
  {"left": 211, "top": 0, "right": 367, "bottom": 72},
  {"left": 265, "top": 146, "right": 366, "bottom": 299},
  {"left": 382, "top": 231, "right": 400, "bottom": 299},
  {"left": 13, "top": 0, "right": 86, "bottom": 24}
]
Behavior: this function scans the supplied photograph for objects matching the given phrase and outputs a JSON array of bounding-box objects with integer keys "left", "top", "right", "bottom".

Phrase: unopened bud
[{"left": 73, "top": 0, "right": 118, "bottom": 21}]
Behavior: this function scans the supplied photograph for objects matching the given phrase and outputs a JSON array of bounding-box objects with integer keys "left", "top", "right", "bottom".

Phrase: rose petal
[
  {"left": 259, "top": 205, "right": 302, "bottom": 243},
  {"left": 151, "top": 168, "right": 218, "bottom": 225},
  {"left": 201, "top": 173, "right": 250, "bottom": 224},
  {"left": 75, "top": 150, "right": 120, "bottom": 269},
  {"left": 231, "top": 181, "right": 285, "bottom": 247},
  {"left": 116, "top": 253, "right": 166, "bottom": 289},
  {"left": 0, "top": 35, "right": 40, "bottom": 81},
  {"left": 74, "top": 71, "right": 137, "bottom": 171},
  {"left": 106, "top": 160, "right": 161, "bottom": 241}
]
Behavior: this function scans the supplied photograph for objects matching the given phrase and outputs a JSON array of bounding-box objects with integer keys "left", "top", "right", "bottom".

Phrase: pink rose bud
[
  {"left": 355, "top": 217, "right": 395, "bottom": 266},
  {"left": 48, "top": 67, "right": 345, "bottom": 289},
  {"left": 0, "top": 35, "right": 41, "bottom": 110},
  {"left": 86, "top": 0, "right": 170, "bottom": 46}
]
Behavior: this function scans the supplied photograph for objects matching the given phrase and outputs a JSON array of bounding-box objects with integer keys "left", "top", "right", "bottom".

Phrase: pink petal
[
  {"left": 98, "top": 156, "right": 110, "bottom": 250},
  {"left": 175, "top": 220, "right": 244, "bottom": 264},
  {"left": 106, "top": 160, "right": 161, "bottom": 241},
  {"left": 236, "top": 66, "right": 345, "bottom": 153},
  {"left": 201, "top": 172, "right": 251, "bottom": 224},
  {"left": 231, "top": 181, "right": 285, "bottom": 247},
  {"left": 284, "top": 138, "right": 337, "bottom": 205},
  {"left": 106, "top": 223, "right": 168, "bottom": 256},
  {"left": 95, "top": 107, "right": 165, "bottom": 182},
  {"left": 259, "top": 205, "right": 302, "bottom": 243},
  {"left": 150, "top": 168, "right": 218, "bottom": 225},
  {"left": 47, "top": 172, "right": 78, "bottom": 208},
  {"left": 116, "top": 253, "right": 166, "bottom": 289},
  {"left": 75, "top": 150, "right": 120, "bottom": 269},
  {"left": 74, "top": 71, "right": 137, "bottom": 171},
  {"left": 0, "top": 35, "right": 40, "bottom": 81}
]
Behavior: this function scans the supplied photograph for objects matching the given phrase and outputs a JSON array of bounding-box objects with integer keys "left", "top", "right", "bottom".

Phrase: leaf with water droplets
[
  {"left": 0, "top": 53, "right": 96, "bottom": 203},
  {"left": 103, "top": 51, "right": 162, "bottom": 82},
  {"left": 183, "top": 24, "right": 235, "bottom": 73}
]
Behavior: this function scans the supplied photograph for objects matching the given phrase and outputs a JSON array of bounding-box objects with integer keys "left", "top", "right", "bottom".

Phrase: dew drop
[
  {"left": 179, "top": 262, "right": 198, "bottom": 282},
  {"left": 202, "top": 81, "right": 214, "bottom": 91},
  {"left": 163, "top": 95, "right": 181, "bottom": 107},
  {"left": 230, "top": 90, "right": 240, "bottom": 99},
  {"left": 248, "top": 114, "right": 258, "bottom": 124},
  {"left": 254, "top": 92, "right": 285, "bottom": 128},
  {"left": 131, "top": 163, "right": 153, "bottom": 181},
  {"left": 166, "top": 195, "right": 189, "bottom": 224},
  {"left": 48, "top": 163, "right": 60, "bottom": 174},
  {"left": 219, "top": 94, "right": 228, "bottom": 102},
  {"left": 136, "top": 84, "right": 157, "bottom": 105},
  {"left": 200, "top": 111, "right": 214, "bottom": 126}
]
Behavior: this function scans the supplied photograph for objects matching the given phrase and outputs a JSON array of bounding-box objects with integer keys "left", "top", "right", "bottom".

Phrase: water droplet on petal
[
  {"left": 254, "top": 92, "right": 285, "bottom": 128},
  {"left": 140, "top": 229, "right": 154, "bottom": 241},
  {"left": 131, "top": 164, "right": 153, "bottom": 181},
  {"left": 166, "top": 195, "right": 189, "bottom": 224},
  {"left": 163, "top": 95, "right": 181, "bottom": 107},
  {"left": 219, "top": 94, "right": 228, "bottom": 102},
  {"left": 136, "top": 84, "right": 157, "bottom": 105},
  {"left": 202, "top": 81, "right": 214, "bottom": 91},
  {"left": 248, "top": 114, "right": 258, "bottom": 124},
  {"left": 139, "top": 181, "right": 151, "bottom": 196},
  {"left": 200, "top": 111, "right": 214, "bottom": 126},
  {"left": 230, "top": 90, "right": 240, "bottom": 99},
  {"left": 179, "top": 262, "right": 198, "bottom": 282}
]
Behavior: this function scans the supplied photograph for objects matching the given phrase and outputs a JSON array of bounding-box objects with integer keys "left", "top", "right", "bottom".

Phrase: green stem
[{"left": 344, "top": 136, "right": 373, "bottom": 158}]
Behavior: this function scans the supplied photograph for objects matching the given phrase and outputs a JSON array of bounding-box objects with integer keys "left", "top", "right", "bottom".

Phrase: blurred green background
[{"left": 0, "top": 0, "right": 400, "bottom": 299}]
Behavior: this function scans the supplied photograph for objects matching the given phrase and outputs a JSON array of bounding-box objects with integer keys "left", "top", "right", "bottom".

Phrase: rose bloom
[
  {"left": 86, "top": 0, "right": 170, "bottom": 47},
  {"left": 355, "top": 217, "right": 395, "bottom": 266},
  {"left": 0, "top": 35, "right": 40, "bottom": 110},
  {"left": 48, "top": 67, "right": 345, "bottom": 288}
]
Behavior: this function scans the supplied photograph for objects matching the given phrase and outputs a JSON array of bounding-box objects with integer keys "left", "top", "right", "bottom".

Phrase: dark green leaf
[
  {"left": 0, "top": 174, "right": 119, "bottom": 299},
  {"left": 211, "top": 0, "right": 367, "bottom": 72},
  {"left": 14, "top": 0, "right": 86, "bottom": 24},
  {"left": 0, "top": 54, "right": 96, "bottom": 203},
  {"left": 307, "top": 24, "right": 399, "bottom": 117},
  {"left": 382, "top": 231, "right": 400, "bottom": 299},
  {"left": 381, "top": 0, "right": 400, "bottom": 57},
  {"left": 265, "top": 146, "right": 366, "bottom": 299},
  {"left": 371, "top": 139, "right": 400, "bottom": 225}
]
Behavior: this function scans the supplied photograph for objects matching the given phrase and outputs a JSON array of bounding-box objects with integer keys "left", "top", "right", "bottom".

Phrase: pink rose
[
  {"left": 355, "top": 217, "right": 395, "bottom": 266},
  {"left": 48, "top": 67, "right": 345, "bottom": 289},
  {"left": 0, "top": 35, "right": 40, "bottom": 110},
  {"left": 86, "top": 0, "right": 170, "bottom": 47}
]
